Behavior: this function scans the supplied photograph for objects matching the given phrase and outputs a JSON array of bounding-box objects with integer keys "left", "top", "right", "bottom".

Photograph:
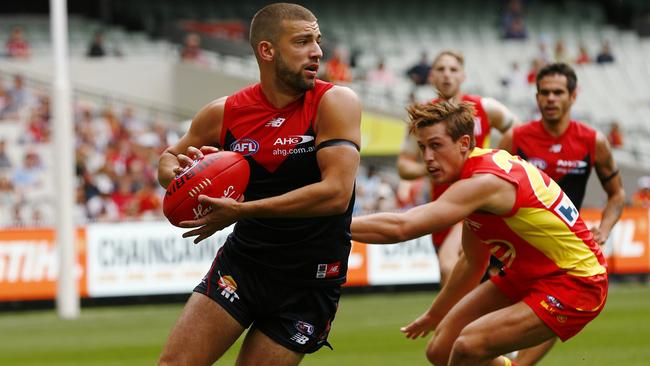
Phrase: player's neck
[
  {"left": 541, "top": 117, "right": 571, "bottom": 137},
  {"left": 259, "top": 75, "right": 304, "bottom": 109}
]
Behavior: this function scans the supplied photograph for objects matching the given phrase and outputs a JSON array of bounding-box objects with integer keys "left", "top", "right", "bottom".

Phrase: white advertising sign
[
  {"left": 367, "top": 235, "right": 440, "bottom": 285},
  {"left": 86, "top": 222, "right": 234, "bottom": 297}
]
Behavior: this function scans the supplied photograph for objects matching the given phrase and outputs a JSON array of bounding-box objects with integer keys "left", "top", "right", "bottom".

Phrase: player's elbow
[
  {"left": 609, "top": 187, "right": 626, "bottom": 207},
  {"left": 330, "top": 192, "right": 354, "bottom": 214},
  {"left": 393, "top": 218, "right": 415, "bottom": 242}
]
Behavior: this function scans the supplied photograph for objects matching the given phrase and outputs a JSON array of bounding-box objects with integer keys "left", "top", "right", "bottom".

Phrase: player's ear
[
  {"left": 459, "top": 135, "right": 471, "bottom": 152},
  {"left": 258, "top": 41, "right": 274, "bottom": 62}
]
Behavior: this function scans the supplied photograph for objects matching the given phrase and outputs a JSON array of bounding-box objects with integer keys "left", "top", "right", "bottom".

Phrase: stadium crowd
[
  {"left": 0, "top": 71, "right": 184, "bottom": 226},
  {"left": 0, "top": 3, "right": 641, "bottom": 229}
]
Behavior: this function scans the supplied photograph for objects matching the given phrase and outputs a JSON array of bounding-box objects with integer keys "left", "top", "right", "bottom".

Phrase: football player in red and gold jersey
[
  {"left": 498, "top": 62, "right": 624, "bottom": 366},
  {"left": 353, "top": 101, "right": 608, "bottom": 366}
]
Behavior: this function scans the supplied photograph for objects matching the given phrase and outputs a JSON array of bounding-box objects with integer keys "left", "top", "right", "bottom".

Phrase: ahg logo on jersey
[
  {"left": 273, "top": 135, "right": 315, "bottom": 146},
  {"left": 230, "top": 138, "right": 259, "bottom": 156}
]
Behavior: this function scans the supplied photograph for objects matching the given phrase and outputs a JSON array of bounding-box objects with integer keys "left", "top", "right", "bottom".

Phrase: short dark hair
[
  {"left": 406, "top": 100, "right": 476, "bottom": 149},
  {"left": 249, "top": 3, "right": 317, "bottom": 56},
  {"left": 536, "top": 62, "right": 578, "bottom": 94}
]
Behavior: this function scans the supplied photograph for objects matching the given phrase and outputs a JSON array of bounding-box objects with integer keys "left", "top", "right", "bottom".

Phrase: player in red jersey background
[
  {"left": 499, "top": 62, "right": 625, "bottom": 366},
  {"left": 353, "top": 101, "right": 608, "bottom": 366}
]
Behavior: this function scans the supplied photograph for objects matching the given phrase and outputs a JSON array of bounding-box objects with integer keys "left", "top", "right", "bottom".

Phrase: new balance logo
[
  {"left": 549, "top": 144, "right": 562, "bottom": 153},
  {"left": 265, "top": 117, "right": 286, "bottom": 127}
]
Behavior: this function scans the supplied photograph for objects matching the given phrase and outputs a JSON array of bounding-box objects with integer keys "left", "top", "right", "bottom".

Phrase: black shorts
[{"left": 194, "top": 247, "right": 341, "bottom": 354}]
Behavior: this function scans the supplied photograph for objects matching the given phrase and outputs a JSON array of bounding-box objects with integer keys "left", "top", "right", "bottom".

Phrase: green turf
[{"left": 0, "top": 284, "right": 648, "bottom": 365}]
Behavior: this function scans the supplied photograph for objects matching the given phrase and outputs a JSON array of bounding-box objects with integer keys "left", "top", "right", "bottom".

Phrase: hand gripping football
[{"left": 163, "top": 151, "right": 250, "bottom": 227}]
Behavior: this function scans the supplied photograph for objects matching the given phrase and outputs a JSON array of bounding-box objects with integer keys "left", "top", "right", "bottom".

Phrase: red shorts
[{"left": 491, "top": 271, "right": 608, "bottom": 341}]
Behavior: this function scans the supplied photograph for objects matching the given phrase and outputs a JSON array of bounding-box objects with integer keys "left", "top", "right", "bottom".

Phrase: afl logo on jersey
[
  {"left": 230, "top": 138, "right": 259, "bottom": 156},
  {"left": 528, "top": 158, "right": 547, "bottom": 170}
]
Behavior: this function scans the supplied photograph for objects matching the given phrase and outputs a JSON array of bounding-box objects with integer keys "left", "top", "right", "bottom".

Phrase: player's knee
[
  {"left": 451, "top": 333, "right": 492, "bottom": 363},
  {"left": 156, "top": 352, "right": 175, "bottom": 366},
  {"left": 157, "top": 346, "right": 192, "bottom": 366},
  {"left": 425, "top": 337, "right": 449, "bottom": 366}
]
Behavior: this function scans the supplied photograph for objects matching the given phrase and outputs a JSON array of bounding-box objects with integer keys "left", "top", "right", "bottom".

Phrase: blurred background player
[
  {"left": 499, "top": 62, "right": 625, "bottom": 366},
  {"left": 353, "top": 101, "right": 608, "bottom": 366},
  {"left": 156, "top": 3, "right": 361, "bottom": 365},
  {"left": 397, "top": 49, "right": 521, "bottom": 285}
]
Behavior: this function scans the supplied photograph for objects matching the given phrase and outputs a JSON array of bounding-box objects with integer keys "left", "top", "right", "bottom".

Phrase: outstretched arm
[
  {"left": 351, "top": 174, "right": 515, "bottom": 244},
  {"left": 592, "top": 131, "right": 625, "bottom": 244}
]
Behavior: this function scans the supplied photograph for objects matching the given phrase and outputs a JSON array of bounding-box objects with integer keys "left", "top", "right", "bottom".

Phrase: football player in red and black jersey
[{"left": 157, "top": 3, "right": 361, "bottom": 366}]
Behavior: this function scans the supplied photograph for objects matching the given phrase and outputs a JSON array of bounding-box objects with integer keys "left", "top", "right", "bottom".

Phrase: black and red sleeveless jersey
[
  {"left": 512, "top": 120, "right": 597, "bottom": 210},
  {"left": 218, "top": 79, "right": 353, "bottom": 284}
]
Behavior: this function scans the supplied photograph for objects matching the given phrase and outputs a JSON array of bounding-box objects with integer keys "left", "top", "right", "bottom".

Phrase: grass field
[{"left": 0, "top": 283, "right": 649, "bottom": 365}]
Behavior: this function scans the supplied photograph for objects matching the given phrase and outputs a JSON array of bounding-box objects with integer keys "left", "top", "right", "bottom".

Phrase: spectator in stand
[
  {"left": 5, "top": 26, "right": 30, "bottom": 59},
  {"left": 535, "top": 40, "right": 552, "bottom": 64},
  {"left": 607, "top": 121, "right": 623, "bottom": 148},
  {"left": 406, "top": 52, "right": 432, "bottom": 88},
  {"left": 503, "top": 16, "right": 528, "bottom": 40},
  {"left": 86, "top": 179, "right": 119, "bottom": 221},
  {"left": 22, "top": 109, "right": 50, "bottom": 143},
  {"left": 6, "top": 74, "right": 31, "bottom": 114},
  {"left": 596, "top": 40, "right": 615, "bottom": 64},
  {"left": 133, "top": 180, "right": 162, "bottom": 219},
  {"left": 324, "top": 47, "right": 352, "bottom": 84},
  {"left": 0, "top": 139, "right": 12, "bottom": 169},
  {"left": 12, "top": 150, "right": 44, "bottom": 196},
  {"left": 501, "top": 0, "right": 527, "bottom": 40},
  {"left": 111, "top": 175, "right": 136, "bottom": 218},
  {"left": 575, "top": 44, "right": 591, "bottom": 65},
  {"left": 554, "top": 39, "right": 571, "bottom": 64},
  {"left": 501, "top": 61, "right": 528, "bottom": 91},
  {"left": 366, "top": 58, "right": 396, "bottom": 87},
  {"left": 527, "top": 57, "right": 546, "bottom": 85},
  {"left": 0, "top": 174, "right": 17, "bottom": 219},
  {"left": 179, "top": 33, "right": 209, "bottom": 66},
  {"left": 0, "top": 79, "right": 8, "bottom": 113},
  {"left": 631, "top": 176, "right": 650, "bottom": 208},
  {"left": 87, "top": 31, "right": 107, "bottom": 58}
]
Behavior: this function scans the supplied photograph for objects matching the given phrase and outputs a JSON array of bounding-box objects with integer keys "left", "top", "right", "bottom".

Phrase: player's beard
[{"left": 275, "top": 52, "right": 314, "bottom": 94}]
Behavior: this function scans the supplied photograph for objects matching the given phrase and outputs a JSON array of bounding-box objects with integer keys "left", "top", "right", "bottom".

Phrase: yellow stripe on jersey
[
  {"left": 504, "top": 208, "right": 607, "bottom": 277},
  {"left": 469, "top": 147, "right": 492, "bottom": 158}
]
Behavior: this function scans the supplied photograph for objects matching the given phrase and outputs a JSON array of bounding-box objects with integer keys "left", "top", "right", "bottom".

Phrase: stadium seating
[{"left": 2, "top": 0, "right": 650, "bottom": 226}]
